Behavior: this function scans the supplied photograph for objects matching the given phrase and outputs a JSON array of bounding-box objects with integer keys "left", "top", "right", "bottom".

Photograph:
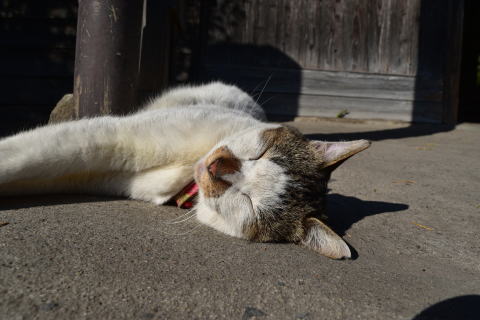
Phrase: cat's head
[{"left": 194, "top": 125, "right": 370, "bottom": 259}]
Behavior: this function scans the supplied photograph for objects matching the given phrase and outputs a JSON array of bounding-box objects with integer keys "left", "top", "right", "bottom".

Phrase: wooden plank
[
  {"left": 336, "top": 0, "right": 350, "bottom": 71},
  {"left": 350, "top": 1, "right": 368, "bottom": 72},
  {"left": 282, "top": 0, "right": 296, "bottom": 61},
  {"left": 376, "top": 0, "right": 392, "bottom": 74},
  {"left": 202, "top": 65, "right": 443, "bottom": 102},
  {"left": 442, "top": 0, "right": 464, "bottom": 124},
  {"left": 406, "top": 0, "right": 421, "bottom": 75},
  {"left": 322, "top": 0, "right": 338, "bottom": 70},
  {"left": 366, "top": 0, "right": 382, "bottom": 73},
  {"left": 295, "top": 0, "right": 307, "bottom": 66},
  {"left": 387, "top": 0, "right": 406, "bottom": 74},
  {"left": 316, "top": 0, "right": 332, "bottom": 70},
  {"left": 261, "top": 93, "right": 443, "bottom": 123},
  {"left": 393, "top": 0, "right": 420, "bottom": 76},
  {"left": 244, "top": 0, "right": 254, "bottom": 43},
  {"left": 274, "top": 0, "right": 286, "bottom": 56},
  {"left": 303, "top": 0, "right": 318, "bottom": 69},
  {"left": 263, "top": 0, "right": 277, "bottom": 46},
  {"left": 253, "top": 0, "right": 266, "bottom": 44}
]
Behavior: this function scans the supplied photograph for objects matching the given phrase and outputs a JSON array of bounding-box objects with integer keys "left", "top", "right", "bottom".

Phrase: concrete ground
[{"left": 1, "top": 119, "right": 479, "bottom": 320}]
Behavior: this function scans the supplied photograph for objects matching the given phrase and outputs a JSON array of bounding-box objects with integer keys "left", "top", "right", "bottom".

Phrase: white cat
[{"left": 0, "top": 82, "right": 370, "bottom": 259}]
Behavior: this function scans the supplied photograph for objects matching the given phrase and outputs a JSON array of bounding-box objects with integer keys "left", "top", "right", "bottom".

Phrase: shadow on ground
[
  {"left": 325, "top": 194, "right": 408, "bottom": 259},
  {"left": 305, "top": 123, "right": 454, "bottom": 142},
  {"left": 412, "top": 295, "right": 480, "bottom": 320},
  {"left": 0, "top": 195, "right": 121, "bottom": 211},
  {"left": 326, "top": 194, "right": 408, "bottom": 237}
]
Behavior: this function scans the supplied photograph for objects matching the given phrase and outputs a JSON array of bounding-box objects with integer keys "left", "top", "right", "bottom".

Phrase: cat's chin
[{"left": 195, "top": 200, "right": 245, "bottom": 239}]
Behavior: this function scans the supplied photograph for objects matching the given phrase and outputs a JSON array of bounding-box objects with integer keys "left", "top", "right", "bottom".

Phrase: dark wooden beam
[
  {"left": 442, "top": 0, "right": 465, "bottom": 125},
  {"left": 73, "top": 0, "right": 144, "bottom": 117}
]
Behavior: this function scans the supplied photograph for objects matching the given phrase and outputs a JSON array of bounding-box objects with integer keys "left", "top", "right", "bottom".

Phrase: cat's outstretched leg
[
  {"left": 0, "top": 115, "right": 201, "bottom": 201},
  {"left": 0, "top": 117, "right": 178, "bottom": 197},
  {"left": 0, "top": 117, "right": 126, "bottom": 186}
]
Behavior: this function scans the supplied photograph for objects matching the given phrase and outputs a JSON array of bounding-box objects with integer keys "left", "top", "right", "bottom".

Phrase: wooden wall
[
  {"left": 230, "top": 0, "right": 421, "bottom": 76},
  {"left": 0, "top": 0, "right": 77, "bottom": 134},
  {"left": 196, "top": 0, "right": 463, "bottom": 123},
  {"left": 0, "top": 0, "right": 464, "bottom": 130}
]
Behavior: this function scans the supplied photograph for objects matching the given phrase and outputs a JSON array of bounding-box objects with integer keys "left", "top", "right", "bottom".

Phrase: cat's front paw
[{"left": 151, "top": 195, "right": 172, "bottom": 205}]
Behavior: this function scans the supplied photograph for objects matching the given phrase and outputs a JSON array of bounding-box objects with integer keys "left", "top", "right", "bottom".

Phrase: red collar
[{"left": 172, "top": 181, "right": 199, "bottom": 209}]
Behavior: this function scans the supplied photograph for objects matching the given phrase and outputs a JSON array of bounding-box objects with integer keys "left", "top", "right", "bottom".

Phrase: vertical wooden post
[
  {"left": 442, "top": 0, "right": 464, "bottom": 125},
  {"left": 73, "top": 0, "right": 144, "bottom": 117}
]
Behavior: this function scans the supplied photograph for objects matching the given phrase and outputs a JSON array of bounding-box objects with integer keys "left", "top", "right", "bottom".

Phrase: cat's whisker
[
  {"left": 163, "top": 208, "right": 196, "bottom": 224},
  {"left": 165, "top": 210, "right": 197, "bottom": 225},
  {"left": 254, "top": 74, "right": 272, "bottom": 105},
  {"left": 250, "top": 92, "right": 260, "bottom": 100},
  {"left": 160, "top": 222, "right": 203, "bottom": 236},
  {"left": 249, "top": 77, "right": 270, "bottom": 96},
  {"left": 260, "top": 95, "right": 275, "bottom": 107}
]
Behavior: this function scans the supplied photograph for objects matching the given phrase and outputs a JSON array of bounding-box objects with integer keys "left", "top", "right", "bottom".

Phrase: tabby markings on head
[{"left": 194, "top": 125, "right": 370, "bottom": 259}]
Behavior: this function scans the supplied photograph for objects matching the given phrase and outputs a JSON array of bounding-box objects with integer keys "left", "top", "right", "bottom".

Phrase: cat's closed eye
[{"left": 248, "top": 145, "right": 270, "bottom": 161}]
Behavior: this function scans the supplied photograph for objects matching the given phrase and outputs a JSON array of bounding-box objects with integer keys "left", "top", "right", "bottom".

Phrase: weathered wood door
[{"left": 193, "top": 0, "right": 463, "bottom": 123}]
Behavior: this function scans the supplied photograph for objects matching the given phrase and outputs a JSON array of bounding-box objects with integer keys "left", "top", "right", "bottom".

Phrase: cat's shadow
[
  {"left": 325, "top": 193, "right": 408, "bottom": 258},
  {"left": 326, "top": 193, "right": 408, "bottom": 235},
  {"left": 0, "top": 195, "right": 122, "bottom": 211}
]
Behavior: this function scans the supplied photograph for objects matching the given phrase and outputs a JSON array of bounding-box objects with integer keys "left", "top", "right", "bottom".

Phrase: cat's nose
[
  {"left": 204, "top": 146, "right": 241, "bottom": 178},
  {"left": 207, "top": 159, "right": 219, "bottom": 177}
]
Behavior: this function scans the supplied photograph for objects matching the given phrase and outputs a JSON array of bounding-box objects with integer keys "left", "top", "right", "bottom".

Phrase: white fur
[
  {"left": 0, "top": 83, "right": 263, "bottom": 205},
  {"left": 144, "top": 81, "right": 266, "bottom": 121}
]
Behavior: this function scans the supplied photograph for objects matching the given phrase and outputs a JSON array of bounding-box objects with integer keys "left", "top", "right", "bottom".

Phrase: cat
[{"left": 0, "top": 82, "right": 370, "bottom": 259}]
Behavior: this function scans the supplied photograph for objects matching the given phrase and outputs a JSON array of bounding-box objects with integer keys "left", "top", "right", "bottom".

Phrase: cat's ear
[
  {"left": 301, "top": 217, "right": 351, "bottom": 259},
  {"left": 310, "top": 140, "right": 371, "bottom": 169}
]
